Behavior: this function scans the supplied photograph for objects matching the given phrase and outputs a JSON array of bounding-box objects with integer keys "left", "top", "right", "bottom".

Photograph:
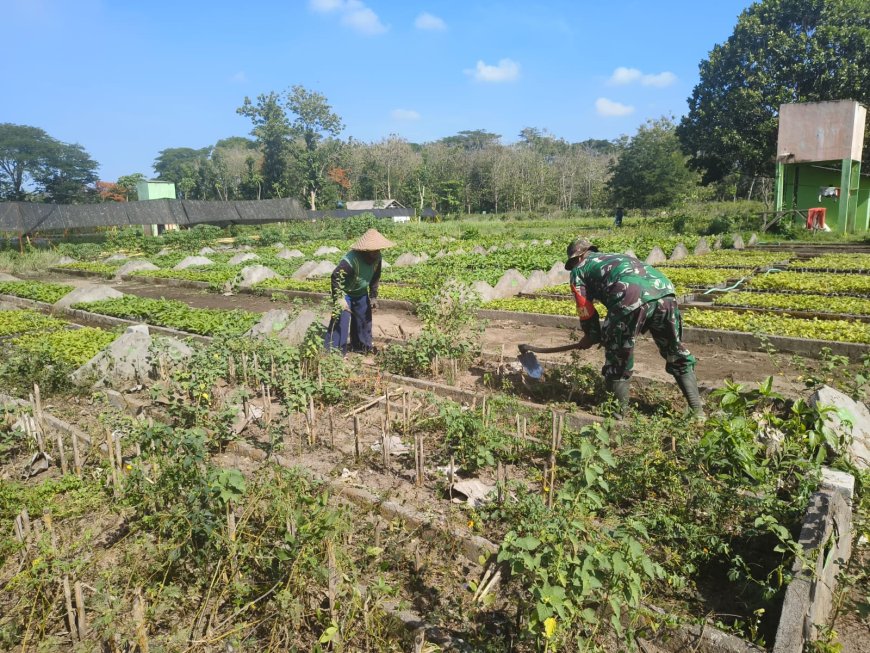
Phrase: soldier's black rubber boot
[
  {"left": 674, "top": 371, "right": 705, "bottom": 417},
  {"left": 605, "top": 378, "right": 631, "bottom": 419}
]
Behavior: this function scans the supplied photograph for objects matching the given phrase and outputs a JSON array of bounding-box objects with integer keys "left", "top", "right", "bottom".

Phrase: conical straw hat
[{"left": 350, "top": 228, "right": 396, "bottom": 251}]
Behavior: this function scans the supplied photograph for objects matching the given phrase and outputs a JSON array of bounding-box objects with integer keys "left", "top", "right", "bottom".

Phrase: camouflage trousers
[{"left": 601, "top": 296, "right": 696, "bottom": 380}]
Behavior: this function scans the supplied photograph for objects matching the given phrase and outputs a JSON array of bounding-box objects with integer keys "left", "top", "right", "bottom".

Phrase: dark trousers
[{"left": 324, "top": 294, "right": 373, "bottom": 354}]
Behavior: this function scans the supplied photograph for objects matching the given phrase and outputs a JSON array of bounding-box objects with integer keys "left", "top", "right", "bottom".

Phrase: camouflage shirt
[{"left": 570, "top": 253, "right": 675, "bottom": 321}]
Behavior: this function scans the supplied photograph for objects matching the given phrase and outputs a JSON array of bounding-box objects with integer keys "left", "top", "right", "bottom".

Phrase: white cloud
[
  {"left": 309, "top": 0, "right": 387, "bottom": 35},
  {"left": 391, "top": 108, "right": 421, "bottom": 121},
  {"left": 595, "top": 98, "right": 635, "bottom": 117},
  {"left": 641, "top": 71, "right": 677, "bottom": 87},
  {"left": 607, "top": 66, "right": 677, "bottom": 87},
  {"left": 466, "top": 58, "right": 520, "bottom": 83},
  {"left": 229, "top": 71, "right": 247, "bottom": 83},
  {"left": 415, "top": 12, "right": 446, "bottom": 31}
]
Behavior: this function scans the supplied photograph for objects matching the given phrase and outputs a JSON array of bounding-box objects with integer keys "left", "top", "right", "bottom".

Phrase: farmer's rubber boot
[
  {"left": 605, "top": 378, "right": 631, "bottom": 419},
  {"left": 674, "top": 371, "right": 705, "bottom": 417}
]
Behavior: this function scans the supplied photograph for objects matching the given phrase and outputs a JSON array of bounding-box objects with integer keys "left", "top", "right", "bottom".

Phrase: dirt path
[{"left": 47, "top": 273, "right": 810, "bottom": 395}]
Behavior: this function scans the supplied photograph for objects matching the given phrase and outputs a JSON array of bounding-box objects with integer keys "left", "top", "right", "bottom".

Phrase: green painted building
[
  {"left": 774, "top": 101, "right": 869, "bottom": 232},
  {"left": 135, "top": 180, "right": 177, "bottom": 201}
]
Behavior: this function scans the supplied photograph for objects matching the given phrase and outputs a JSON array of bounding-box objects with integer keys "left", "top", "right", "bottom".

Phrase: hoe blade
[{"left": 518, "top": 351, "right": 543, "bottom": 379}]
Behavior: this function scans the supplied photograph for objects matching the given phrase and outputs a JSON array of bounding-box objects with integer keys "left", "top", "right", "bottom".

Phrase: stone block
[
  {"left": 470, "top": 245, "right": 487, "bottom": 255},
  {"left": 239, "top": 265, "right": 281, "bottom": 289},
  {"left": 820, "top": 467, "right": 855, "bottom": 504},
  {"left": 713, "top": 236, "right": 722, "bottom": 250},
  {"left": 624, "top": 249, "right": 638, "bottom": 259},
  {"left": 104, "top": 254, "right": 128, "bottom": 263},
  {"left": 55, "top": 284, "right": 124, "bottom": 310},
  {"left": 732, "top": 234, "right": 745, "bottom": 250},
  {"left": 314, "top": 245, "right": 340, "bottom": 256},
  {"left": 670, "top": 243, "right": 689, "bottom": 261},
  {"left": 487, "top": 245, "right": 499, "bottom": 254},
  {"left": 114, "top": 260, "right": 159, "bottom": 278},
  {"left": 492, "top": 269, "right": 527, "bottom": 299},
  {"left": 276, "top": 248, "right": 304, "bottom": 260},
  {"left": 174, "top": 255, "right": 214, "bottom": 270},
  {"left": 645, "top": 246, "right": 667, "bottom": 265},
  {"left": 748, "top": 233, "right": 759, "bottom": 246},
  {"left": 229, "top": 252, "right": 259, "bottom": 265},
  {"left": 694, "top": 237, "right": 711, "bottom": 256},
  {"left": 809, "top": 385, "right": 870, "bottom": 470},
  {"left": 199, "top": 246, "right": 216, "bottom": 255},
  {"left": 156, "top": 248, "right": 172, "bottom": 256}
]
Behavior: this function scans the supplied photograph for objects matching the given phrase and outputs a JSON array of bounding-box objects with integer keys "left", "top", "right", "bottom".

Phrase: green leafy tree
[
  {"left": 609, "top": 117, "right": 698, "bottom": 211},
  {"left": 116, "top": 173, "right": 146, "bottom": 201},
  {"left": 677, "top": 0, "right": 870, "bottom": 189},
  {"left": 285, "top": 85, "right": 344, "bottom": 210},
  {"left": 236, "top": 92, "right": 290, "bottom": 196},
  {"left": 153, "top": 147, "right": 211, "bottom": 198},
  {"left": 0, "top": 123, "right": 99, "bottom": 202}
]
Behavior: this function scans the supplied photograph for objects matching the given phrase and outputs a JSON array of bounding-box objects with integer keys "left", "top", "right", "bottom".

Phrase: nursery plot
[
  {"left": 790, "top": 253, "right": 870, "bottom": 273},
  {"left": 659, "top": 250, "right": 793, "bottom": 269},
  {"left": 746, "top": 271, "right": 870, "bottom": 296},
  {"left": 711, "top": 291, "right": 870, "bottom": 318}
]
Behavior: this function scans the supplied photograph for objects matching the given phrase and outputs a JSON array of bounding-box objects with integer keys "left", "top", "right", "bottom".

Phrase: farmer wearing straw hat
[
  {"left": 325, "top": 228, "right": 395, "bottom": 354},
  {"left": 559, "top": 237, "right": 702, "bottom": 417}
]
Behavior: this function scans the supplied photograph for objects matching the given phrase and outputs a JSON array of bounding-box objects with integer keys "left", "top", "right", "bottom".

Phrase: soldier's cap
[{"left": 564, "top": 237, "right": 598, "bottom": 270}]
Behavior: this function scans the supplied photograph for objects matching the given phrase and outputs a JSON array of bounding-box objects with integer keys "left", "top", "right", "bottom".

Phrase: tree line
[{"left": 1, "top": 0, "right": 867, "bottom": 212}]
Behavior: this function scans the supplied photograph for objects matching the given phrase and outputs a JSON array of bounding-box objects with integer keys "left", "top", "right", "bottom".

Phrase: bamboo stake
[
  {"left": 384, "top": 385, "right": 391, "bottom": 432},
  {"left": 402, "top": 391, "right": 409, "bottom": 432},
  {"left": 70, "top": 431, "right": 82, "bottom": 476},
  {"left": 481, "top": 396, "right": 487, "bottom": 426},
  {"left": 228, "top": 355, "right": 236, "bottom": 384},
  {"left": 63, "top": 576, "right": 77, "bottom": 641},
  {"left": 327, "top": 540, "right": 337, "bottom": 621},
  {"left": 74, "top": 581, "right": 86, "bottom": 638},
  {"left": 328, "top": 407, "right": 335, "bottom": 449},
  {"left": 353, "top": 416, "right": 360, "bottom": 462},
  {"left": 105, "top": 429, "right": 119, "bottom": 497},
  {"left": 133, "top": 589, "right": 149, "bottom": 653},
  {"left": 21, "top": 507, "right": 31, "bottom": 537},
  {"left": 381, "top": 417, "right": 389, "bottom": 468},
  {"left": 114, "top": 433, "right": 124, "bottom": 477},
  {"left": 497, "top": 461, "right": 505, "bottom": 504},
  {"left": 55, "top": 430, "right": 68, "bottom": 475},
  {"left": 242, "top": 354, "right": 248, "bottom": 385},
  {"left": 448, "top": 456, "right": 455, "bottom": 502}
]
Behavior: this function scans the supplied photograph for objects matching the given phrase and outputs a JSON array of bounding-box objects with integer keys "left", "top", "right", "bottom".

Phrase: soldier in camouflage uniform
[{"left": 560, "top": 237, "right": 703, "bottom": 416}]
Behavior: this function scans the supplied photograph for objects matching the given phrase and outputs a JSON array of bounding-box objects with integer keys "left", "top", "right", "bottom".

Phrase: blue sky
[{"left": 4, "top": 0, "right": 754, "bottom": 182}]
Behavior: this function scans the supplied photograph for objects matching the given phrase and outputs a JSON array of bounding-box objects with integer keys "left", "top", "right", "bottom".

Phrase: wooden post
[
  {"left": 106, "top": 430, "right": 119, "bottom": 497},
  {"left": 114, "top": 434, "right": 124, "bottom": 477},
  {"left": 328, "top": 407, "right": 335, "bottom": 449},
  {"left": 74, "top": 581, "right": 87, "bottom": 638},
  {"left": 402, "top": 391, "right": 409, "bottom": 432},
  {"left": 70, "top": 432, "right": 82, "bottom": 476},
  {"left": 55, "top": 430, "right": 68, "bottom": 475},
  {"left": 353, "top": 416, "right": 360, "bottom": 462},
  {"left": 448, "top": 456, "right": 455, "bottom": 502},
  {"left": 381, "top": 417, "right": 389, "bottom": 469},
  {"left": 497, "top": 461, "right": 505, "bottom": 504},
  {"left": 133, "top": 589, "right": 149, "bottom": 653},
  {"left": 384, "top": 386, "right": 391, "bottom": 433},
  {"left": 63, "top": 576, "right": 77, "bottom": 641}
]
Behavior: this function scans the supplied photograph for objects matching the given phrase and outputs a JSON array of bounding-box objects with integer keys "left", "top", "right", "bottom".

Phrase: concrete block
[
  {"left": 246, "top": 309, "right": 292, "bottom": 337},
  {"left": 156, "top": 248, "right": 172, "bottom": 257},
  {"left": 0, "top": 273, "right": 21, "bottom": 281},
  {"left": 748, "top": 233, "right": 758, "bottom": 246},
  {"left": 820, "top": 467, "right": 855, "bottom": 504},
  {"left": 291, "top": 261, "right": 318, "bottom": 280},
  {"left": 492, "top": 269, "right": 527, "bottom": 299},
  {"left": 435, "top": 250, "right": 446, "bottom": 258},
  {"left": 487, "top": 245, "right": 499, "bottom": 254},
  {"left": 470, "top": 245, "right": 487, "bottom": 255},
  {"left": 713, "top": 236, "right": 722, "bottom": 250},
  {"left": 471, "top": 281, "right": 496, "bottom": 303},
  {"left": 670, "top": 243, "right": 689, "bottom": 261},
  {"left": 174, "top": 255, "right": 214, "bottom": 270},
  {"left": 809, "top": 385, "right": 870, "bottom": 470},
  {"left": 314, "top": 245, "right": 340, "bottom": 256},
  {"left": 229, "top": 252, "right": 259, "bottom": 265},
  {"left": 694, "top": 237, "right": 711, "bottom": 256},
  {"left": 114, "top": 260, "right": 159, "bottom": 278},
  {"left": 542, "top": 239, "right": 552, "bottom": 246},
  {"left": 521, "top": 270, "right": 550, "bottom": 294},
  {"left": 624, "top": 249, "right": 638, "bottom": 259},
  {"left": 547, "top": 262, "right": 569, "bottom": 286},
  {"left": 305, "top": 260, "right": 336, "bottom": 279},
  {"left": 104, "top": 254, "right": 128, "bottom": 263},
  {"left": 72, "top": 324, "right": 192, "bottom": 387},
  {"left": 239, "top": 265, "right": 281, "bottom": 289},
  {"left": 276, "top": 310, "right": 320, "bottom": 346},
  {"left": 732, "top": 234, "right": 745, "bottom": 250},
  {"left": 276, "top": 248, "right": 304, "bottom": 260},
  {"left": 199, "top": 246, "right": 216, "bottom": 255},
  {"left": 56, "top": 256, "right": 77, "bottom": 266},
  {"left": 272, "top": 242, "right": 285, "bottom": 249},
  {"left": 773, "top": 490, "right": 852, "bottom": 653},
  {"left": 55, "top": 284, "right": 123, "bottom": 309},
  {"left": 394, "top": 253, "right": 420, "bottom": 268},
  {"left": 645, "top": 246, "right": 667, "bottom": 265}
]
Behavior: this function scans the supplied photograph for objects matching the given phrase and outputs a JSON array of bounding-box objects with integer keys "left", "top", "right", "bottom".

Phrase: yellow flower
[
  {"left": 543, "top": 617, "right": 557, "bottom": 639},
  {"left": 125, "top": 464, "right": 132, "bottom": 471},
  {"left": 467, "top": 520, "right": 474, "bottom": 529}
]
